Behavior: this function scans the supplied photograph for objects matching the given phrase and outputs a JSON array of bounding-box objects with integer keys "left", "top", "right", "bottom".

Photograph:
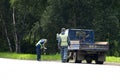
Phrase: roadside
[
  {"left": 0, "top": 52, "right": 120, "bottom": 66},
  {"left": 68, "top": 60, "right": 120, "bottom": 66},
  {"left": 104, "top": 62, "right": 120, "bottom": 66}
]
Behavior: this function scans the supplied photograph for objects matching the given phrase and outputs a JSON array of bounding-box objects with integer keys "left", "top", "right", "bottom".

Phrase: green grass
[
  {"left": 0, "top": 52, "right": 36, "bottom": 60},
  {"left": 106, "top": 56, "right": 120, "bottom": 63},
  {"left": 42, "top": 54, "right": 60, "bottom": 61},
  {"left": 0, "top": 52, "right": 60, "bottom": 61},
  {"left": 0, "top": 52, "right": 120, "bottom": 63}
]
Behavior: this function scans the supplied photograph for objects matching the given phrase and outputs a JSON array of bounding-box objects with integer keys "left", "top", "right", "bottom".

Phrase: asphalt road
[{"left": 0, "top": 58, "right": 120, "bottom": 80}]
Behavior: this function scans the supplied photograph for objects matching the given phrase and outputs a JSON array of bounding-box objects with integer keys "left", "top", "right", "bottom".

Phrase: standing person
[
  {"left": 58, "top": 28, "right": 71, "bottom": 62},
  {"left": 36, "top": 39, "right": 47, "bottom": 61}
]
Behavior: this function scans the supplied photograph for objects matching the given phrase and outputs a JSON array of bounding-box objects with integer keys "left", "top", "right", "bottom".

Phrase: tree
[
  {"left": 0, "top": 0, "right": 120, "bottom": 56},
  {"left": 9, "top": 0, "right": 47, "bottom": 53},
  {"left": 0, "top": 0, "right": 13, "bottom": 52}
]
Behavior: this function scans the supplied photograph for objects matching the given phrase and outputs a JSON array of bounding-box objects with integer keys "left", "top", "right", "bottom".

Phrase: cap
[{"left": 61, "top": 28, "right": 66, "bottom": 32}]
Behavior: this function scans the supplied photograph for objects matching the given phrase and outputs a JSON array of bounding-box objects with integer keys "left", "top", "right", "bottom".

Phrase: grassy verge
[
  {"left": 0, "top": 52, "right": 120, "bottom": 63},
  {"left": 0, "top": 52, "right": 36, "bottom": 60},
  {"left": 0, "top": 52, "right": 60, "bottom": 61},
  {"left": 106, "top": 56, "right": 120, "bottom": 63}
]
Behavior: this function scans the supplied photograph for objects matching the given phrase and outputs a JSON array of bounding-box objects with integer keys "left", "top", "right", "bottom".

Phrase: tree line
[{"left": 0, "top": 0, "right": 120, "bottom": 56}]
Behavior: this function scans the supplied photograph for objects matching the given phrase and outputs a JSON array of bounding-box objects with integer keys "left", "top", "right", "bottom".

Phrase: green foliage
[
  {"left": 112, "top": 40, "right": 120, "bottom": 57},
  {"left": 0, "top": 0, "right": 120, "bottom": 56},
  {"left": 9, "top": 0, "right": 16, "bottom": 6}
]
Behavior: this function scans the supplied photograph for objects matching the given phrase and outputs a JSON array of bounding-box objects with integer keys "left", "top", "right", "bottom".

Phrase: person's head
[{"left": 61, "top": 28, "right": 66, "bottom": 32}]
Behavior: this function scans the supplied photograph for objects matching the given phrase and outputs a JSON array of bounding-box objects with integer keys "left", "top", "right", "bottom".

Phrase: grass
[
  {"left": 0, "top": 52, "right": 36, "bottom": 60},
  {"left": 0, "top": 52, "right": 120, "bottom": 63},
  {"left": 0, "top": 52, "right": 60, "bottom": 61},
  {"left": 106, "top": 56, "right": 120, "bottom": 63}
]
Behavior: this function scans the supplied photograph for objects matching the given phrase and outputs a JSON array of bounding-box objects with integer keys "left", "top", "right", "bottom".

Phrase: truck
[{"left": 57, "top": 29, "right": 109, "bottom": 64}]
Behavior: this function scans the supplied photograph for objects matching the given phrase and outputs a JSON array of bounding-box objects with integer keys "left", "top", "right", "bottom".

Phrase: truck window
[{"left": 68, "top": 29, "right": 94, "bottom": 43}]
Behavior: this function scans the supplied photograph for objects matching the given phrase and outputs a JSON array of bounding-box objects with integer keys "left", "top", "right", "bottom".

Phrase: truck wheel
[
  {"left": 86, "top": 56, "right": 92, "bottom": 64},
  {"left": 75, "top": 60, "right": 82, "bottom": 63},
  {"left": 86, "top": 60, "right": 92, "bottom": 63},
  {"left": 75, "top": 51, "right": 82, "bottom": 63},
  {"left": 67, "top": 58, "right": 69, "bottom": 62},
  {"left": 95, "top": 61, "right": 104, "bottom": 64}
]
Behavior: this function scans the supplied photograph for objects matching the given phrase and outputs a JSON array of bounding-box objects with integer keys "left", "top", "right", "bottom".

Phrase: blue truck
[{"left": 57, "top": 29, "right": 109, "bottom": 64}]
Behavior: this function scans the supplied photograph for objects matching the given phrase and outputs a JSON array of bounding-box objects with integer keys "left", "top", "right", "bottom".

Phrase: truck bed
[
  {"left": 80, "top": 42, "right": 109, "bottom": 51},
  {"left": 68, "top": 41, "right": 109, "bottom": 51}
]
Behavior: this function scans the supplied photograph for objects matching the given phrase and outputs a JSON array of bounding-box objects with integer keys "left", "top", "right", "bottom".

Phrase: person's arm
[
  {"left": 67, "top": 36, "right": 71, "bottom": 46},
  {"left": 43, "top": 43, "right": 47, "bottom": 49},
  {"left": 42, "top": 39, "right": 47, "bottom": 49},
  {"left": 36, "top": 40, "right": 40, "bottom": 46},
  {"left": 58, "top": 36, "right": 61, "bottom": 49}
]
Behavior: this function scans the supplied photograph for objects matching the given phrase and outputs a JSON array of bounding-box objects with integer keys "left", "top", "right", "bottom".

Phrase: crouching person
[{"left": 36, "top": 39, "right": 47, "bottom": 61}]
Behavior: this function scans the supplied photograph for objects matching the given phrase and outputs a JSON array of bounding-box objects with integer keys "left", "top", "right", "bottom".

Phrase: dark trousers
[{"left": 36, "top": 45, "right": 41, "bottom": 61}]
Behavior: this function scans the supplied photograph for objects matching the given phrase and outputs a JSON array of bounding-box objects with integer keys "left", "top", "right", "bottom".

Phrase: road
[{"left": 0, "top": 58, "right": 120, "bottom": 80}]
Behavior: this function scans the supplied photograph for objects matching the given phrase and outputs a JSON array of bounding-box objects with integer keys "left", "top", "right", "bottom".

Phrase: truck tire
[
  {"left": 95, "top": 61, "right": 104, "bottom": 64},
  {"left": 75, "top": 60, "right": 82, "bottom": 63},
  {"left": 86, "top": 60, "right": 92, "bottom": 63},
  {"left": 75, "top": 51, "right": 82, "bottom": 63},
  {"left": 86, "top": 56, "right": 92, "bottom": 64},
  {"left": 95, "top": 53, "right": 105, "bottom": 64},
  {"left": 67, "top": 58, "right": 69, "bottom": 62}
]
